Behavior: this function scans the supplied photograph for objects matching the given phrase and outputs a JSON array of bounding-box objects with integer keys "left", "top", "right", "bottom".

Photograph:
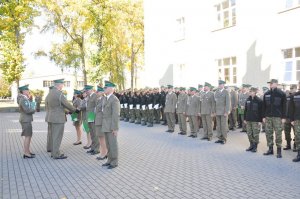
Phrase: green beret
[
  {"left": 198, "top": 84, "right": 203, "bottom": 89},
  {"left": 74, "top": 89, "right": 81, "bottom": 95},
  {"left": 18, "top": 85, "right": 29, "bottom": 91},
  {"left": 204, "top": 82, "right": 211, "bottom": 87},
  {"left": 49, "top": 86, "right": 54, "bottom": 90},
  {"left": 218, "top": 80, "right": 226, "bottom": 85},
  {"left": 97, "top": 86, "right": 104, "bottom": 92},
  {"left": 84, "top": 85, "right": 94, "bottom": 90},
  {"left": 167, "top": 85, "right": 173, "bottom": 89},
  {"left": 189, "top": 87, "right": 197, "bottom": 91},
  {"left": 180, "top": 87, "right": 186, "bottom": 91},
  {"left": 267, "top": 79, "right": 278, "bottom": 84},
  {"left": 104, "top": 80, "right": 116, "bottom": 88},
  {"left": 262, "top": 87, "right": 269, "bottom": 91},
  {"left": 250, "top": 87, "right": 258, "bottom": 92},
  {"left": 53, "top": 79, "right": 64, "bottom": 84},
  {"left": 242, "top": 84, "right": 251, "bottom": 88}
]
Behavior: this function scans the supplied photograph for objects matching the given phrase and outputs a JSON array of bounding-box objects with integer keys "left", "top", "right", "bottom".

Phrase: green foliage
[
  {"left": 0, "top": 77, "right": 11, "bottom": 97},
  {"left": 30, "top": 89, "right": 44, "bottom": 98}
]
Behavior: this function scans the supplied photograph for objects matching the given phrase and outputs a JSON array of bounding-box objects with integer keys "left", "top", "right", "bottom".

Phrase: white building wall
[{"left": 143, "top": 0, "right": 300, "bottom": 88}]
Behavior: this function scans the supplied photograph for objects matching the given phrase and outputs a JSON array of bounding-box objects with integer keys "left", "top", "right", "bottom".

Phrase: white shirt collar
[
  {"left": 107, "top": 93, "right": 113, "bottom": 99},
  {"left": 220, "top": 88, "right": 224, "bottom": 92}
]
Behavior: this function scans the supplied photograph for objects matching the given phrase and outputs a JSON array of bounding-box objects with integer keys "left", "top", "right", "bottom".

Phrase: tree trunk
[
  {"left": 130, "top": 42, "right": 135, "bottom": 89},
  {"left": 80, "top": 34, "right": 87, "bottom": 85}
]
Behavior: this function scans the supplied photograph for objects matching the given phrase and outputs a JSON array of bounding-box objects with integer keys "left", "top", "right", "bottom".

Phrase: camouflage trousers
[
  {"left": 124, "top": 108, "right": 130, "bottom": 120},
  {"left": 129, "top": 109, "right": 135, "bottom": 122},
  {"left": 284, "top": 121, "right": 295, "bottom": 143},
  {"left": 246, "top": 122, "right": 260, "bottom": 144},
  {"left": 146, "top": 109, "right": 154, "bottom": 124},
  {"left": 154, "top": 109, "right": 161, "bottom": 123},
  {"left": 177, "top": 113, "right": 187, "bottom": 133},
  {"left": 294, "top": 120, "right": 300, "bottom": 150},
  {"left": 120, "top": 108, "right": 125, "bottom": 120},
  {"left": 141, "top": 109, "right": 147, "bottom": 124},
  {"left": 135, "top": 109, "right": 141, "bottom": 123},
  {"left": 229, "top": 108, "right": 237, "bottom": 129},
  {"left": 265, "top": 117, "right": 283, "bottom": 147},
  {"left": 240, "top": 114, "right": 246, "bottom": 131}
]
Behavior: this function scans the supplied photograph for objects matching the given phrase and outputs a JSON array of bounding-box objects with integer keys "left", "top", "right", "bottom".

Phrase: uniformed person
[
  {"left": 128, "top": 91, "right": 136, "bottom": 123},
  {"left": 45, "top": 86, "right": 53, "bottom": 153},
  {"left": 160, "top": 86, "right": 167, "bottom": 125},
  {"left": 214, "top": 80, "right": 231, "bottom": 144},
  {"left": 81, "top": 90, "right": 92, "bottom": 149},
  {"left": 85, "top": 85, "right": 99, "bottom": 155},
  {"left": 164, "top": 85, "right": 177, "bottom": 133},
  {"left": 177, "top": 87, "right": 188, "bottom": 135},
  {"left": 290, "top": 81, "right": 300, "bottom": 162},
  {"left": 262, "top": 79, "right": 286, "bottom": 158},
  {"left": 283, "top": 84, "right": 297, "bottom": 150},
  {"left": 101, "top": 81, "right": 120, "bottom": 169},
  {"left": 119, "top": 91, "right": 125, "bottom": 120},
  {"left": 72, "top": 89, "right": 83, "bottom": 145},
  {"left": 153, "top": 88, "right": 161, "bottom": 124},
  {"left": 95, "top": 86, "right": 108, "bottom": 160},
  {"left": 186, "top": 87, "right": 200, "bottom": 138},
  {"left": 244, "top": 87, "right": 263, "bottom": 152},
  {"left": 198, "top": 84, "right": 204, "bottom": 129},
  {"left": 35, "top": 94, "right": 42, "bottom": 112},
  {"left": 18, "top": 85, "right": 36, "bottom": 158},
  {"left": 229, "top": 86, "right": 238, "bottom": 131},
  {"left": 238, "top": 84, "right": 251, "bottom": 132},
  {"left": 140, "top": 90, "right": 148, "bottom": 126},
  {"left": 134, "top": 91, "right": 142, "bottom": 124},
  {"left": 47, "top": 79, "right": 77, "bottom": 159},
  {"left": 200, "top": 82, "right": 215, "bottom": 141},
  {"left": 260, "top": 87, "right": 269, "bottom": 132}
]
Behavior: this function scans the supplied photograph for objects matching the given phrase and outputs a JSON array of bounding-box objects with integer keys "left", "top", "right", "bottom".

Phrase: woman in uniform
[{"left": 73, "top": 90, "right": 83, "bottom": 145}]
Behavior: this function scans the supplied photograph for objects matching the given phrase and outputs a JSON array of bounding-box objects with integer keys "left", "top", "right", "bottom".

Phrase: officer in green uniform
[
  {"left": 186, "top": 87, "right": 200, "bottom": 138},
  {"left": 164, "top": 85, "right": 177, "bottom": 133},
  {"left": 85, "top": 85, "right": 99, "bottom": 155},
  {"left": 229, "top": 86, "right": 238, "bottom": 131},
  {"left": 146, "top": 89, "right": 155, "bottom": 127},
  {"left": 47, "top": 79, "right": 77, "bottom": 159},
  {"left": 177, "top": 87, "right": 188, "bottom": 135},
  {"left": 153, "top": 88, "right": 161, "bottom": 124},
  {"left": 101, "top": 81, "right": 120, "bottom": 169},
  {"left": 45, "top": 86, "right": 53, "bottom": 153},
  {"left": 72, "top": 89, "right": 83, "bottom": 145},
  {"left": 35, "top": 94, "right": 42, "bottom": 112},
  {"left": 200, "top": 82, "right": 215, "bottom": 141},
  {"left": 134, "top": 90, "right": 142, "bottom": 124},
  {"left": 238, "top": 84, "right": 251, "bottom": 132},
  {"left": 18, "top": 85, "right": 36, "bottom": 158},
  {"left": 214, "top": 80, "right": 231, "bottom": 144}
]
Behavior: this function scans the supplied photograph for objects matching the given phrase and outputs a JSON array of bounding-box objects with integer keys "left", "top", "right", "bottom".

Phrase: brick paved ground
[{"left": 1, "top": 112, "right": 300, "bottom": 199}]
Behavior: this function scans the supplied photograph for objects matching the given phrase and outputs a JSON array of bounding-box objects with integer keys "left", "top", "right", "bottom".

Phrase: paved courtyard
[{"left": 1, "top": 112, "right": 300, "bottom": 199}]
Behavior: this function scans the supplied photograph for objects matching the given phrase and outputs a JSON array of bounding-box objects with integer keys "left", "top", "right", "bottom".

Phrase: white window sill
[{"left": 278, "top": 5, "right": 300, "bottom": 14}]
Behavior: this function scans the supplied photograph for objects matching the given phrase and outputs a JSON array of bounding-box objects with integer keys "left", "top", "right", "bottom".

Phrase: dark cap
[{"left": 267, "top": 79, "right": 278, "bottom": 84}]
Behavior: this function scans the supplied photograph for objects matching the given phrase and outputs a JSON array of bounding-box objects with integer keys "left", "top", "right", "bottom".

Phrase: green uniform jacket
[
  {"left": 19, "top": 95, "right": 35, "bottom": 122},
  {"left": 102, "top": 94, "right": 120, "bottom": 132},
  {"left": 186, "top": 95, "right": 200, "bottom": 116},
  {"left": 95, "top": 96, "right": 106, "bottom": 126},
  {"left": 47, "top": 87, "right": 75, "bottom": 123},
  {"left": 86, "top": 92, "right": 97, "bottom": 118},
  {"left": 176, "top": 93, "right": 188, "bottom": 114},
  {"left": 200, "top": 91, "right": 216, "bottom": 115},
  {"left": 164, "top": 92, "right": 177, "bottom": 113},
  {"left": 214, "top": 89, "right": 231, "bottom": 116}
]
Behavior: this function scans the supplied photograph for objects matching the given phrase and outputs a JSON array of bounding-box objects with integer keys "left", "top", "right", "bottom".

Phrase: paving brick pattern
[{"left": 1, "top": 112, "right": 300, "bottom": 199}]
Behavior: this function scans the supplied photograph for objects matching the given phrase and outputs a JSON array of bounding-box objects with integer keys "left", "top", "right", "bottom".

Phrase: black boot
[
  {"left": 292, "top": 151, "right": 300, "bottom": 162},
  {"left": 251, "top": 143, "right": 257, "bottom": 153},
  {"left": 277, "top": 147, "right": 282, "bottom": 158},
  {"left": 293, "top": 142, "right": 297, "bottom": 152},
  {"left": 246, "top": 143, "right": 253, "bottom": 152},
  {"left": 283, "top": 142, "right": 291, "bottom": 150},
  {"left": 263, "top": 146, "right": 273, "bottom": 155}
]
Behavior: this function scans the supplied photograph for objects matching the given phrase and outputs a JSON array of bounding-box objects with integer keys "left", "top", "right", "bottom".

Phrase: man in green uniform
[
  {"left": 47, "top": 79, "right": 77, "bottom": 159},
  {"left": 229, "top": 86, "right": 238, "bottom": 131},
  {"left": 186, "top": 87, "right": 200, "bottom": 138},
  {"left": 238, "top": 84, "right": 251, "bottom": 132},
  {"left": 200, "top": 82, "right": 215, "bottom": 141},
  {"left": 102, "top": 81, "right": 120, "bottom": 169},
  {"left": 214, "top": 80, "right": 231, "bottom": 144},
  {"left": 177, "top": 87, "right": 188, "bottom": 135},
  {"left": 164, "top": 85, "right": 177, "bottom": 133},
  {"left": 290, "top": 81, "right": 300, "bottom": 162},
  {"left": 45, "top": 86, "right": 53, "bottom": 152}
]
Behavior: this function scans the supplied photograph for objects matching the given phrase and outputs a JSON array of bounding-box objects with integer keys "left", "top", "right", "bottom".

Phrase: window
[
  {"left": 64, "top": 81, "right": 70, "bottom": 87},
  {"left": 175, "top": 17, "right": 185, "bottom": 41},
  {"left": 215, "top": 0, "right": 236, "bottom": 29},
  {"left": 218, "top": 56, "right": 237, "bottom": 84},
  {"left": 285, "top": 0, "right": 300, "bottom": 8},
  {"left": 43, "top": 81, "right": 53, "bottom": 88},
  {"left": 77, "top": 81, "right": 84, "bottom": 88},
  {"left": 282, "top": 47, "right": 300, "bottom": 82}
]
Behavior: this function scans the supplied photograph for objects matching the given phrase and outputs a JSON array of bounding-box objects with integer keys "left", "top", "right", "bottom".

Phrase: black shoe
[
  {"left": 91, "top": 151, "right": 100, "bottom": 155},
  {"left": 251, "top": 143, "right": 257, "bottom": 153},
  {"left": 53, "top": 155, "right": 68, "bottom": 159},
  {"left": 240, "top": 130, "right": 246, "bottom": 133},
  {"left": 23, "top": 154, "right": 34, "bottom": 159},
  {"left": 246, "top": 143, "right": 254, "bottom": 151},
  {"left": 263, "top": 146, "right": 273, "bottom": 155},
  {"left": 181, "top": 133, "right": 187, "bottom": 135},
  {"left": 192, "top": 135, "right": 197, "bottom": 138},
  {"left": 47, "top": 150, "right": 51, "bottom": 153},
  {"left": 207, "top": 137, "right": 212, "bottom": 141},
  {"left": 83, "top": 145, "right": 91, "bottom": 149},
  {"left": 102, "top": 162, "right": 111, "bottom": 167},
  {"left": 107, "top": 165, "right": 118, "bottom": 169},
  {"left": 166, "top": 130, "right": 171, "bottom": 132},
  {"left": 147, "top": 124, "right": 153, "bottom": 127},
  {"left": 30, "top": 153, "right": 36, "bottom": 157},
  {"left": 87, "top": 149, "right": 94, "bottom": 154},
  {"left": 188, "top": 135, "right": 194, "bottom": 137},
  {"left": 73, "top": 141, "right": 82, "bottom": 145},
  {"left": 178, "top": 132, "right": 183, "bottom": 135},
  {"left": 229, "top": 127, "right": 233, "bottom": 130},
  {"left": 201, "top": 137, "right": 208, "bottom": 140},
  {"left": 215, "top": 140, "right": 222, "bottom": 143},
  {"left": 292, "top": 151, "right": 300, "bottom": 162},
  {"left": 135, "top": 122, "right": 141, "bottom": 124},
  {"left": 96, "top": 155, "right": 108, "bottom": 160},
  {"left": 169, "top": 130, "right": 174, "bottom": 133},
  {"left": 220, "top": 140, "right": 226, "bottom": 144},
  {"left": 142, "top": 123, "right": 147, "bottom": 126},
  {"left": 283, "top": 143, "right": 291, "bottom": 150},
  {"left": 155, "top": 122, "right": 160, "bottom": 124}
]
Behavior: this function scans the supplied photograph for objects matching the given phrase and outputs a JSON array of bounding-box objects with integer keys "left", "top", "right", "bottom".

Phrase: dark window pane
[
  {"left": 223, "top": 58, "right": 230, "bottom": 65},
  {"left": 225, "top": 76, "right": 230, "bottom": 82},
  {"left": 233, "top": 76, "right": 237, "bottom": 83},
  {"left": 284, "top": 48, "right": 293, "bottom": 59},
  {"left": 295, "top": 47, "right": 300, "bottom": 57},
  {"left": 225, "top": 68, "right": 230, "bottom": 76}
]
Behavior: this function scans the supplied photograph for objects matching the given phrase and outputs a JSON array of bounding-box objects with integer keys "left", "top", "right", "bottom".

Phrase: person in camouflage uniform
[
  {"left": 244, "top": 87, "right": 263, "bottom": 152},
  {"left": 263, "top": 79, "right": 286, "bottom": 158},
  {"left": 290, "top": 81, "right": 300, "bottom": 162},
  {"left": 128, "top": 91, "right": 136, "bottom": 123},
  {"left": 146, "top": 89, "right": 154, "bottom": 127},
  {"left": 153, "top": 88, "right": 161, "bottom": 124},
  {"left": 140, "top": 90, "right": 148, "bottom": 126},
  {"left": 238, "top": 84, "right": 251, "bottom": 132},
  {"left": 283, "top": 85, "right": 297, "bottom": 151},
  {"left": 134, "top": 91, "right": 142, "bottom": 124}
]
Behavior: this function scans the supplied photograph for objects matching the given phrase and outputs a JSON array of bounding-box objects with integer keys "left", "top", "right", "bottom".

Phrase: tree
[
  {"left": 0, "top": 77, "right": 11, "bottom": 97},
  {"left": 0, "top": 0, "right": 38, "bottom": 88}
]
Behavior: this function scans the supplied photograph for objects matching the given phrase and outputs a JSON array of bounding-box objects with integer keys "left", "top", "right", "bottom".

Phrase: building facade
[{"left": 142, "top": 0, "right": 300, "bottom": 88}]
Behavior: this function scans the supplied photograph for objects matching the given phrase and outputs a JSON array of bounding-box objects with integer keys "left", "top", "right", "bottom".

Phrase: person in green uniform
[
  {"left": 45, "top": 86, "right": 53, "bottom": 153},
  {"left": 186, "top": 87, "right": 200, "bottom": 138},
  {"left": 164, "top": 85, "right": 177, "bottom": 133},
  {"left": 177, "top": 87, "right": 188, "bottom": 135},
  {"left": 47, "top": 79, "right": 77, "bottom": 159},
  {"left": 18, "top": 85, "right": 36, "bottom": 158},
  {"left": 72, "top": 89, "right": 83, "bottom": 145}
]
